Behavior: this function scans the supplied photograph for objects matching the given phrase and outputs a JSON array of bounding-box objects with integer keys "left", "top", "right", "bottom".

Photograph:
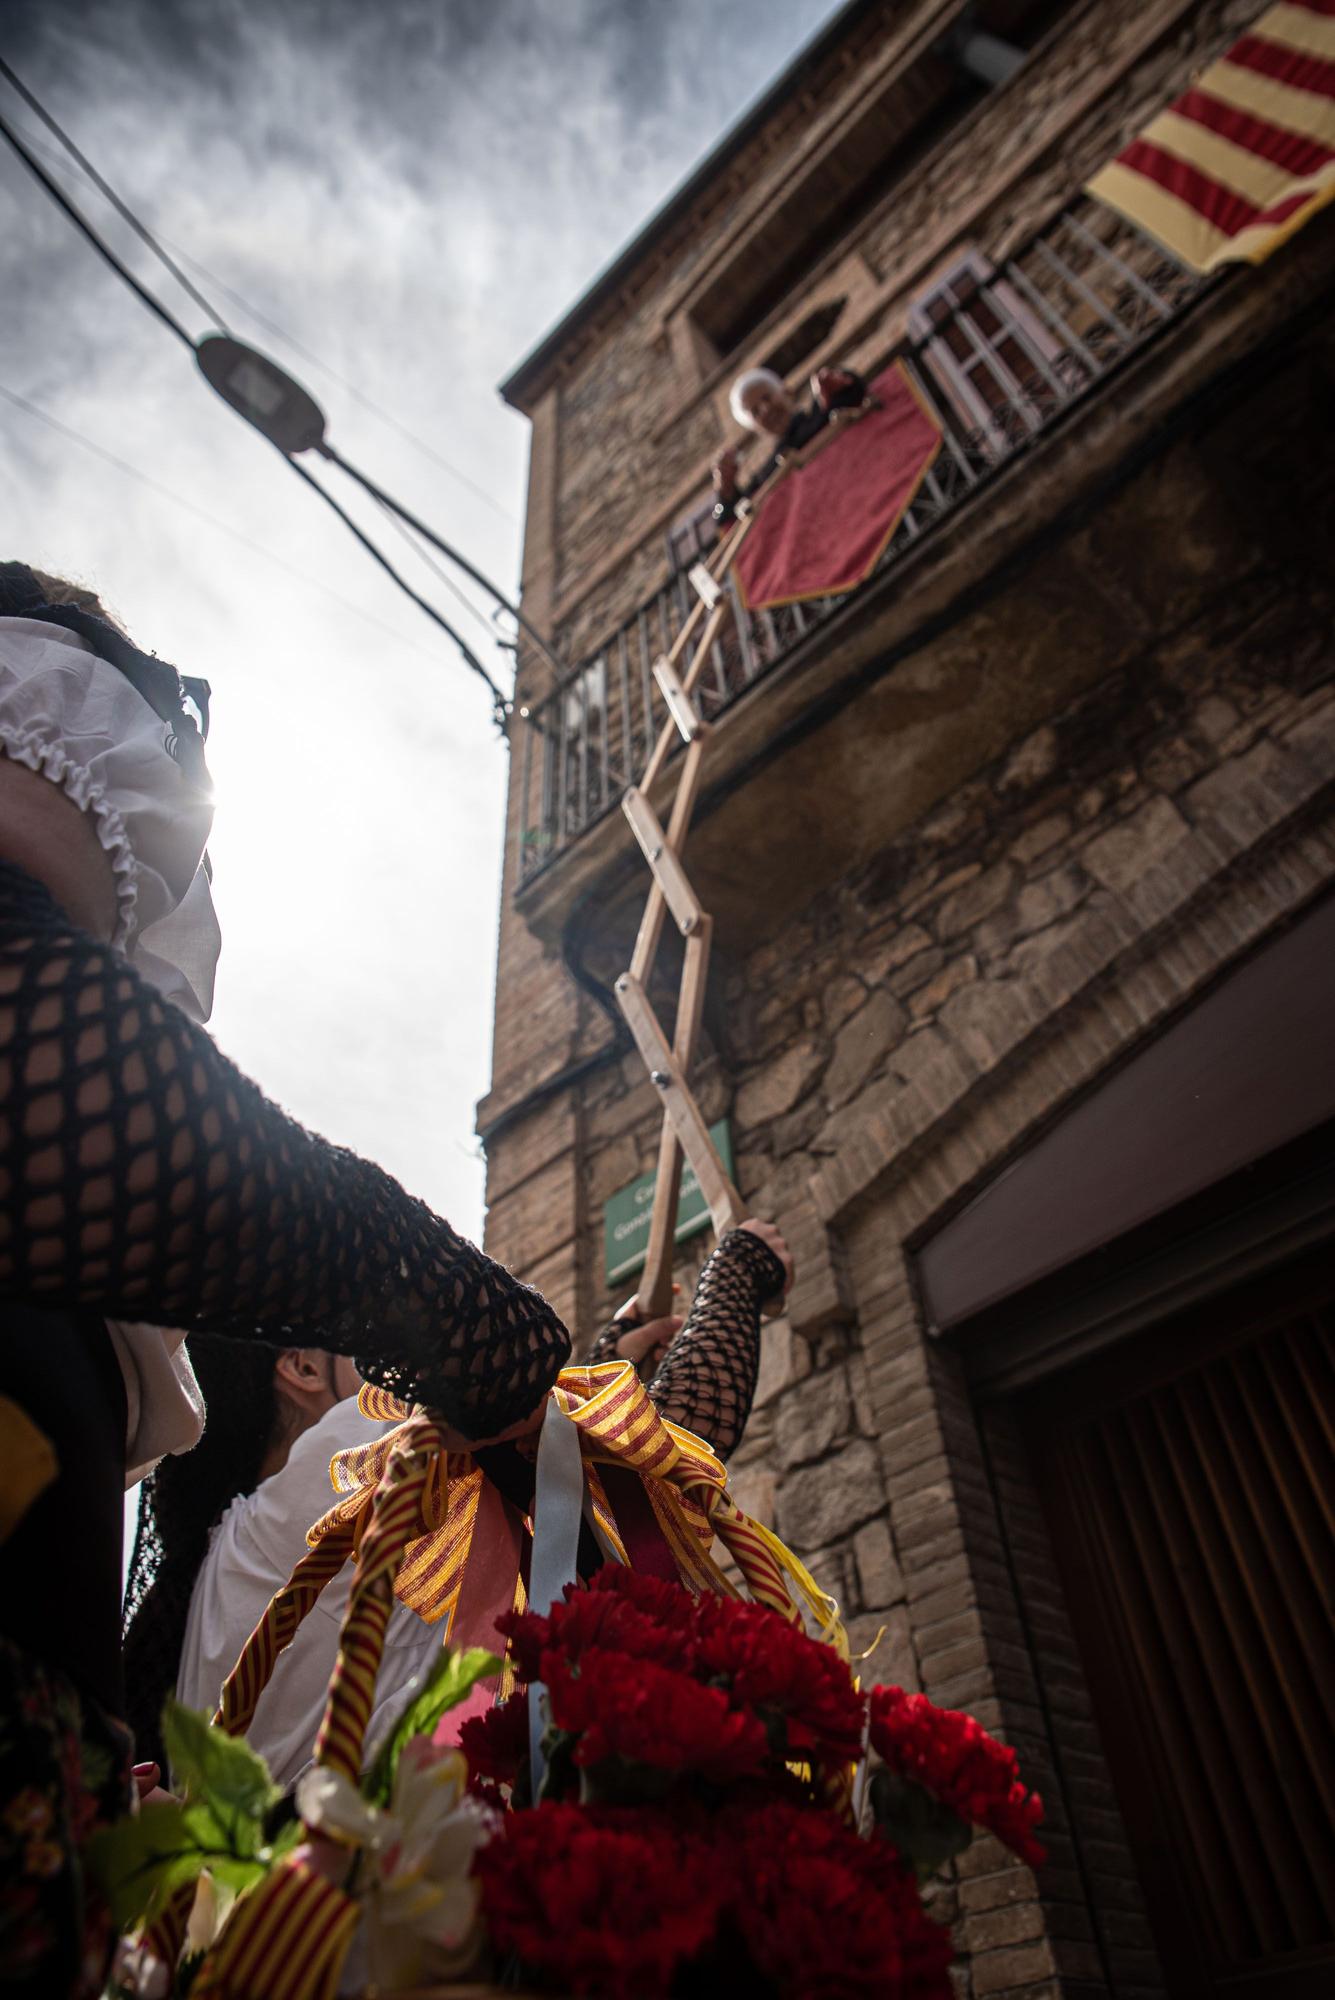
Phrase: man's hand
[
  {"left": 739, "top": 1217, "right": 795, "bottom": 1303},
  {"left": 811, "top": 366, "right": 857, "bottom": 411},
  {"left": 712, "top": 445, "right": 739, "bottom": 497}
]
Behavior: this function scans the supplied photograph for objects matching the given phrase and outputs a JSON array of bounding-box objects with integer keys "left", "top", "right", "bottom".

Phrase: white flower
[
  {"left": 296, "top": 1764, "right": 385, "bottom": 1851},
  {"left": 300, "top": 1741, "right": 497, "bottom": 1989},
  {"left": 365, "top": 1741, "right": 496, "bottom": 1987}
]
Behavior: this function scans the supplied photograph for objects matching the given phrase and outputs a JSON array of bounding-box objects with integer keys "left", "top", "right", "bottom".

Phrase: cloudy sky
[{"left": 3, "top": 0, "right": 841, "bottom": 1244}]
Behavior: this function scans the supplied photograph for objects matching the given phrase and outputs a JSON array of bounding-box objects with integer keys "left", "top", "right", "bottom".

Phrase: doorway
[{"left": 1019, "top": 1256, "right": 1335, "bottom": 1998}]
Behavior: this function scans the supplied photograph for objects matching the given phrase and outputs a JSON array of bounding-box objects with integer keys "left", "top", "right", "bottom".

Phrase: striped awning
[{"left": 1086, "top": 0, "right": 1335, "bottom": 272}]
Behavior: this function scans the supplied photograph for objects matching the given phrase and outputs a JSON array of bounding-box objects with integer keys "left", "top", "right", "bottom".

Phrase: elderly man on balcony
[{"left": 712, "top": 363, "right": 866, "bottom": 527}]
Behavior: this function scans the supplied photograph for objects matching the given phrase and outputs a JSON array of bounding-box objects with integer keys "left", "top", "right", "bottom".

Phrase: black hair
[
  {"left": 121, "top": 1334, "right": 285, "bottom": 1771},
  {"left": 0, "top": 560, "right": 212, "bottom": 780}
]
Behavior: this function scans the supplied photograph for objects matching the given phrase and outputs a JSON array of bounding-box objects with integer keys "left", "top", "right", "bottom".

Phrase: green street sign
[{"left": 603, "top": 1120, "right": 734, "bottom": 1288}]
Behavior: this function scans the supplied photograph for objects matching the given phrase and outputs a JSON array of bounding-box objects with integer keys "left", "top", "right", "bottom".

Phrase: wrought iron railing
[{"left": 515, "top": 197, "right": 1206, "bottom": 882}]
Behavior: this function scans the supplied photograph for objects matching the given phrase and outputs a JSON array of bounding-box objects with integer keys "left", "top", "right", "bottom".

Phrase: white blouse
[
  {"left": 0, "top": 614, "right": 222, "bottom": 1478},
  {"left": 176, "top": 1398, "right": 444, "bottom": 1787}
]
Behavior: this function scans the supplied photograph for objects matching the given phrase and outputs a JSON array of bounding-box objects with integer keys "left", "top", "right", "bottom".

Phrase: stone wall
[{"left": 543, "top": 555, "right": 1335, "bottom": 1995}]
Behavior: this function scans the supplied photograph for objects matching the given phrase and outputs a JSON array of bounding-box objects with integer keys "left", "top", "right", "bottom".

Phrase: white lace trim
[{"left": 0, "top": 722, "right": 140, "bottom": 952}]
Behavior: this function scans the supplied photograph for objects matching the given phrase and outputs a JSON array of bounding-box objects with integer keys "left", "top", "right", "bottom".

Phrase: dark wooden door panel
[{"left": 1029, "top": 1304, "right": 1335, "bottom": 1998}]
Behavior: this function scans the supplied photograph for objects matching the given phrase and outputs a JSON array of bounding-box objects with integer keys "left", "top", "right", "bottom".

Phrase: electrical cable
[
  {"left": 1, "top": 76, "right": 533, "bottom": 714},
  {"left": 369, "top": 495, "right": 508, "bottom": 651},
  {"left": 0, "top": 106, "right": 196, "bottom": 352},
  {"left": 0, "top": 380, "right": 445, "bottom": 667},
  {"left": 0, "top": 97, "right": 516, "bottom": 530},
  {"left": 158, "top": 243, "right": 517, "bottom": 525},
  {"left": 283, "top": 455, "right": 510, "bottom": 722},
  {"left": 318, "top": 439, "right": 561, "bottom": 676},
  {"left": 0, "top": 56, "right": 228, "bottom": 333}
]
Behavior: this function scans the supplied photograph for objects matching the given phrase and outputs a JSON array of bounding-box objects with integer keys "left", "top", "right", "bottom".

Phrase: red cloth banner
[
  {"left": 1085, "top": 0, "right": 1335, "bottom": 272},
  {"left": 732, "top": 363, "right": 941, "bottom": 613}
]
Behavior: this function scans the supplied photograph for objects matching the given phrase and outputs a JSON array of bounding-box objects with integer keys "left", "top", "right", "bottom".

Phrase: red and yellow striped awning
[{"left": 1086, "top": 0, "right": 1335, "bottom": 272}]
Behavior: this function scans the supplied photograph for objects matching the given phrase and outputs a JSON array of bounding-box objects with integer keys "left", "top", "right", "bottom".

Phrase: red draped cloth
[{"left": 732, "top": 362, "right": 941, "bottom": 613}]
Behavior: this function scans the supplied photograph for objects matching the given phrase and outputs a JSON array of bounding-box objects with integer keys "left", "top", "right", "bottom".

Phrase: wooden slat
[
  {"left": 652, "top": 653, "right": 703, "bottom": 742},
  {"left": 614, "top": 971, "right": 743, "bottom": 1236},
  {"left": 636, "top": 918, "right": 713, "bottom": 1321},
  {"left": 629, "top": 733, "right": 711, "bottom": 987},
  {"left": 621, "top": 788, "right": 701, "bottom": 938},
  {"left": 1251, "top": 1321, "right": 1335, "bottom": 1621},
  {"left": 1147, "top": 1385, "right": 1333, "bottom": 1931}
]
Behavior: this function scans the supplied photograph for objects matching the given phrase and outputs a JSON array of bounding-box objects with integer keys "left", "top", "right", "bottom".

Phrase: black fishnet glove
[
  {"left": 587, "top": 1229, "right": 786, "bottom": 1458},
  {"left": 0, "top": 864, "right": 569, "bottom": 1438}
]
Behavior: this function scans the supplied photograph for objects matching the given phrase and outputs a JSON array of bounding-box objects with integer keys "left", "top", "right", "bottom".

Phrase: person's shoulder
[{"left": 241, "top": 1397, "right": 394, "bottom": 1552}]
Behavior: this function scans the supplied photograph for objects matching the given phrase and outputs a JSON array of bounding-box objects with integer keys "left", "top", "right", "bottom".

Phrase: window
[
  {"left": 684, "top": 0, "right": 1085, "bottom": 368},
  {"left": 908, "top": 248, "right": 1069, "bottom": 457}
]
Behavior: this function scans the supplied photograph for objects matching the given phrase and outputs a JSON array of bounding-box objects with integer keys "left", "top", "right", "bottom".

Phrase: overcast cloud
[{"left": 3, "top": 0, "right": 839, "bottom": 1247}]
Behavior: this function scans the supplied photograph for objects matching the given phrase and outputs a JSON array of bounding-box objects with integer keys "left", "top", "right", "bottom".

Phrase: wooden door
[{"left": 1027, "top": 1292, "right": 1335, "bottom": 1997}]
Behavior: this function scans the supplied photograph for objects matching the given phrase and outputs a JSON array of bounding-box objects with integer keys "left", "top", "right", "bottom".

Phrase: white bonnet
[
  {"left": 0, "top": 616, "right": 220, "bottom": 1022},
  {"left": 729, "top": 366, "right": 786, "bottom": 429}
]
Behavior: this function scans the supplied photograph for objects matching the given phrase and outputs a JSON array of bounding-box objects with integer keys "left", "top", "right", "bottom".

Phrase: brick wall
[
  {"left": 483, "top": 2, "right": 1335, "bottom": 1990},
  {"left": 523, "top": 556, "right": 1334, "bottom": 1992}
]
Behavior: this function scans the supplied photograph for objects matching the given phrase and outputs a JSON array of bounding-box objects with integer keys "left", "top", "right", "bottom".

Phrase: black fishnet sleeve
[
  {"left": 585, "top": 1318, "right": 628, "bottom": 1368},
  {"left": 640, "top": 1230, "right": 787, "bottom": 1459},
  {"left": 0, "top": 865, "right": 569, "bottom": 1438}
]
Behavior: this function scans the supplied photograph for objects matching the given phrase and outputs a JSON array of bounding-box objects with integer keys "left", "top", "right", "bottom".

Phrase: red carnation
[
  {"left": 721, "top": 1798, "right": 953, "bottom": 1998},
  {"left": 693, "top": 1596, "right": 867, "bottom": 1764},
  {"left": 583, "top": 1565, "right": 698, "bottom": 1630},
  {"left": 868, "top": 1687, "right": 1046, "bottom": 1869},
  {"left": 459, "top": 1691, "right": 530, "bottom": 1790},
  {"left": 474, "top": 1801, "right": 726, "bottom": 1998},
  {"left": 544, "top": 1647, "right": 768, "bottom": 1784},
  {"left": 499, "top": 1574, "right": 694, "bottom": 1683}
]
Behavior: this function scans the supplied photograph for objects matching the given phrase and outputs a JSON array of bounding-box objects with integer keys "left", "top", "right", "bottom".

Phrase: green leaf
[
  {"left": 869, "top": 1771, "right": 974, "bottom": 1878},
  {"left": 202, "top": 1852, "right": 271, "bottom": 1897},
  {"left": 180, "top": 1796, "right": 261, "bottom": 1862},
  {"left": 86, "top": 1800, "right": 203, "bottom": 1931},
  {"left": 365, "top": 1646, "right": 500, "bottom": 1805},
  {"left": 162, "top": 1701, "right": 279, "bottom": 1827}
]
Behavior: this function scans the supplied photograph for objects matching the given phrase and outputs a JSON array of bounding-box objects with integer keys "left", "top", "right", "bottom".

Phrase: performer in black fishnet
[
  {"left": 586, "top": 1223, "right": 791, "bottom": 1459},
  {"left": 0, "top": 563, "right": 569, "bottom": 1999},
  {"left": 0, "top": 563, "right": 793, "bottom": 1998},
  {"left": 0, "top": 858, "right": 570, "bottom": 1438}
]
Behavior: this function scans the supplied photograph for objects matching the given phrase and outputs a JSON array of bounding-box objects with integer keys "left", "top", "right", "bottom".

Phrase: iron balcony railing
[{"left": 515, "top": 197, "right": 1206, "bottom": 883}]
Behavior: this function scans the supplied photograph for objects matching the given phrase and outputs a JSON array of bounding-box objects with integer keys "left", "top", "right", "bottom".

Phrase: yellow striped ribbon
[
  {"left": 196, "top": 1366, "right": 849, "bottom": 2000},
  {"left": 190, "top": 1857, "right": 359, "bottom": 2000}
]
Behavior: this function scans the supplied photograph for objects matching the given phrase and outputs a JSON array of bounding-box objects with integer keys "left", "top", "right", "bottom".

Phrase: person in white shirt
[
  {"left": 166, "top": 1342, "right": 443, "bottom": 1788},
  {"left": 126, "top": 1310, "right": 693, "bottom": 1788}
]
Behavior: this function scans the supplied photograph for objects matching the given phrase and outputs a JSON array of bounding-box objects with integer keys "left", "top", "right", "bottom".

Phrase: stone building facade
[{"left": 479, "top": 3, "right": 1335, "bottom": 1995}]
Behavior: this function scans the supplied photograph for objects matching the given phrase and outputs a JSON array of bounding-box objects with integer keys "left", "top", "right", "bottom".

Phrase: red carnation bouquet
[{"left": 463, "top": 1568, "right": 1045, "bottom": 1996}]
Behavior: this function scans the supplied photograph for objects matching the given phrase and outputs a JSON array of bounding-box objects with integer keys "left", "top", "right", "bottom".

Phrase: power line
[
  {"left": 371, "top": 495, "right": 511, "bottom": 651},
  {"left": 0, "top": 381, "right": 449, "bottom": 668},
  {"left": 283, "top": 456, "right": 510, "bottom": 720},
  {"left": 0, "top": 105, "right": 196, "bottom": 351},
  {"left": 160, "top": 242, "right": 518, "bottom": 526},
  {"left": 0, "top": 56, "right": 228, "bottom": 333},
  {"left": 1, "top": 74, "right": 532, "bottom": 714},
  {"left": 0, "top": 88, "right": 516, "bottom": 526}
]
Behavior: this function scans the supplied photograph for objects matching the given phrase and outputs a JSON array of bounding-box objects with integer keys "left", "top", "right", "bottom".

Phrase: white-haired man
[{"left": 712, "top": 362, "right": 866, "bottom": 526}]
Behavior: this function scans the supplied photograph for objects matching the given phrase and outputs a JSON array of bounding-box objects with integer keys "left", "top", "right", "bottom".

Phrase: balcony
[{"left": 515, "top": 195, "right": 1208, "bottom": 891}]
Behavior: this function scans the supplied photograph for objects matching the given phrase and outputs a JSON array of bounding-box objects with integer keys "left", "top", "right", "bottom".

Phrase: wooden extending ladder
[{"left": 613, "top": 405, "right": 869, "bottom": 1317}]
